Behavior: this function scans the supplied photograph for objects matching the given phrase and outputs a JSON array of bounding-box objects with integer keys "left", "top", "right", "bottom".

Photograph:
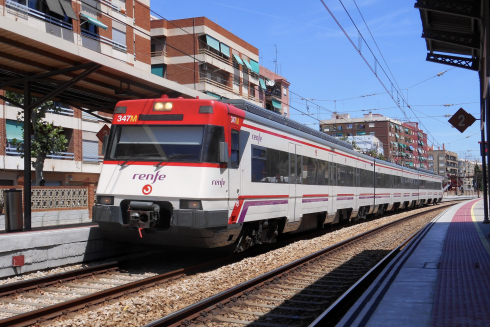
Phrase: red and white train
[{"left": 93, "top": 97, "right": 443, "bottom": 251}]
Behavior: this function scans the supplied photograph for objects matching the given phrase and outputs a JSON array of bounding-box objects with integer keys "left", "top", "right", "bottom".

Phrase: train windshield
[{"left": 106, "top": 125, "right": 224, "bottom": 163}]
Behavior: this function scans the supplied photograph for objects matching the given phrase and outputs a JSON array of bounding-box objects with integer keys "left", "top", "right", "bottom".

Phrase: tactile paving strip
[{"left": 432, "top": 199, "right": 490, "bottom": 326}]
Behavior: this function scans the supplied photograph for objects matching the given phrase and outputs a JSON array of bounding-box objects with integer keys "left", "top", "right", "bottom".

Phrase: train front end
[{"left": 93, "top": 97, "right": 244, "bottom": 248}]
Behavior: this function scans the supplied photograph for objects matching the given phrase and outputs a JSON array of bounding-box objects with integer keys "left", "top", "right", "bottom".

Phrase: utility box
[{"left": 4, "top": 189, "right": 23, "bottom": 232}]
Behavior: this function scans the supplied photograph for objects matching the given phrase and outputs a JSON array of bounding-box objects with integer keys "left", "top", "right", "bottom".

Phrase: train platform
[{"left": 336, "top": 198, "right": 490, "bottom": 327}]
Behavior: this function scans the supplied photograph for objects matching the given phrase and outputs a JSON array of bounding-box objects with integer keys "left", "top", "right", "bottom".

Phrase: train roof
[
  {"left": 221, "top": 99, "right": 441, "bottom": 180},
  {"left": 220, "top": 99, "right": 354, "bottom": 150}
]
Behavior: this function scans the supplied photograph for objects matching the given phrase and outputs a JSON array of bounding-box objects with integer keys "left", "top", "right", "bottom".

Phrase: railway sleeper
[
  {"left": 251, "top": 295, "right": 331, "bottom": 305},
  {"left": 229, "top": 307, "right": 313, "bottom": 320},
  {"left": 42, "top": 287, "right": 91, "bottom": 295},
  {"left": 275, "top": 285, "right": 341, "bottom": 294},
  {"left": 213, "top": 316, "right": 296, "bottom": 327},
  {"left": 279, "top": 281, "right": 344, "bottom": 289},
  {"left": 242, "top": 301, "right": 321, "bottom": 312},
  {"left": 0, "top": 307, "right": 25, "bottom": 314},
  {"left": 264, "top": 289, "right": 336, "bottom": 299},
  {"left": 0, "top": 298, "right": 49, "bottom": 307},
  {"left": 22, "top": 293, "right": 68, "bottom": 301}
]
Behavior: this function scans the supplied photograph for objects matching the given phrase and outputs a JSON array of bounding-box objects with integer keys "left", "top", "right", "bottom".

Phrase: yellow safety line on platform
[{"left": 471, "top": 199, "right": 490, "bottom": 256}]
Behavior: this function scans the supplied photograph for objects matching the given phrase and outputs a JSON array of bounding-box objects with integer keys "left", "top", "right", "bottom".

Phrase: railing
[
  {"left": 6, "top": 0, "right": 73, "bottom": 31},
  {"left": 199, "top": 48, "right": 232, "bottom": 66},
  {"left": 0, "top": 186, "right": 89, "bottom": 210},
  {"left": 46, "top": 107, "right": 74, "bottom": 117},
  {"left": 199, "top": 76, "right": 237, "bottom": 94},
  {"left": 99, "top": 0, "right": 121, "bottom": 11},
  {"left": 247, "top": 93, "right": 260, "bottom": 103},
  {"left": 151, "top": 50, "right": 167, "bottom": 57},
  {"left": 81, "top": 29, "right": 127, "bottom": 52},
  {"left": 6, "top": 141, "right": 74, "bottom": 159},
  {"left": 82, "top": 111, "right": 106, "bottom": 122},
  {"left": 83, "top": 155, "right": 104, "bottom": 163}
]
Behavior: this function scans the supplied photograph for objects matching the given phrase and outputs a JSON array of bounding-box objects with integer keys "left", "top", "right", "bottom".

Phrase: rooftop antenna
[{"left": 273, "top": 44, "right": 278, "bottom": 74}]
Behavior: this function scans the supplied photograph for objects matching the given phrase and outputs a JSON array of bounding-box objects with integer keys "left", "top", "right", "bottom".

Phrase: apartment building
[
  {"left": 320, "top": 113, "right": 429, "bottom": 168},
  {"left": 427, "top": 148, "right": 458, "bottom": 183},
  {"left": 346, "top": 135, "right": 384, "bottom": 156},
  {"left": 458, "top": 159, "right": 477, "bottom": 192},
  {"left": 149, "top": 16, "right": 290, "bottom": 117}
]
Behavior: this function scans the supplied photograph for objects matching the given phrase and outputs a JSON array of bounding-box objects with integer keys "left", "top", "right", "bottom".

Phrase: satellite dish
[{"left": 265, "top": 79, "right": 275, "bottom": 87}]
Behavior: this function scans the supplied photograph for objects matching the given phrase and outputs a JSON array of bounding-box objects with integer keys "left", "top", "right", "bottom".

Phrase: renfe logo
[
  {"left": 252, "top": 133, "right": 262, "bottom": 144},
  {"left": 133, "top": 171, "right": 166, "bottom": 184},
  {"left": 212, "top": 179, "right": 226, "bottom": 188}
]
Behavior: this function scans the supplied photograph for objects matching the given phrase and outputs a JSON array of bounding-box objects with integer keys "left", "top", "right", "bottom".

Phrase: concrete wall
[
  {"left": 0, "top": 209, "right": 91, "bottom": 231},
  {"left": 0, "top": 226, "right": 148, "bottom": 278}
]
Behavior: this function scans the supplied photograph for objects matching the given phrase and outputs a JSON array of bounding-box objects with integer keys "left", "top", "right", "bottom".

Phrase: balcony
[
  {"left": 6, "top": 0, "right": 74, "bottom": 42},
  {"left": 199, "top": 75, "right": 237, "bottom": 95},
  {"left": 151, "top": 50, "right": 168, "bottom": 65},
  {"left": 199, "top": 48, "right": 233, "bottom": 68},
  {"left": 6, "top": 141, "right": 74, "bottom": 160},
  {"left": 81, "top": 29, "right": 127, "bottom": 53}
]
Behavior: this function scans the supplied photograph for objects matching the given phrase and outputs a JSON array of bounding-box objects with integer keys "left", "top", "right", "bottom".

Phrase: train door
[
  {"left": 288, "top": 143, "right": 302, "bottom": 222},
  {"left": 228, "top": 129, "right": 241, "bottom": 209}
]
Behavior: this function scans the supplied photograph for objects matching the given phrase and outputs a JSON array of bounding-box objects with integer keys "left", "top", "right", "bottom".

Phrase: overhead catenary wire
[{"left": 319, "top": 0, "right": 441, "bottom": 148}]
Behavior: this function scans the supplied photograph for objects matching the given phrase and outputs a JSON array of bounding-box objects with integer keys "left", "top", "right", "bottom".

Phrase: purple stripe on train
[
  {"left": 302, "top": 198, "right": 329, "bottom": 203},
  {"left": 337, "top": 197, "right": 354, "bottom": 200},
  {"left": 359, "top": 196, "right": 374, "bottom": 199},
  {"left": 237, "top": 200, "right": 289, "bottom": 223}
]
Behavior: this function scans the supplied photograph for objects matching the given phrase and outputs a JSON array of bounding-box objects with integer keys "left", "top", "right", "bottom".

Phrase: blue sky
[{"left": 151, "top": 0, "right": 482, "bottom": 161}]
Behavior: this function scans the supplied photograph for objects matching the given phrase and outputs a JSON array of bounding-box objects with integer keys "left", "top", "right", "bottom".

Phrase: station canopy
[{"left": 415, "top": 0, "right": 482, "bottom": 71}]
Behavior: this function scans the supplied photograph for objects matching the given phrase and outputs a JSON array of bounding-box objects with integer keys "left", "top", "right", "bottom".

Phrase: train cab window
[
  {"left": 230, "top": 130, "right": 239, "bottom": 168},
  {"left": 202, "top": 125, "right": 225, "bottom": 163}
]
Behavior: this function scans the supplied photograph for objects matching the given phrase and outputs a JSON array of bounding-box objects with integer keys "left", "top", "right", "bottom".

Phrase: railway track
[
  {"left": 143, "top": 204, "right": 451, "bottom": 327},
  {"left": 0, "top": 200, "right": 465, "bottom": 327}
]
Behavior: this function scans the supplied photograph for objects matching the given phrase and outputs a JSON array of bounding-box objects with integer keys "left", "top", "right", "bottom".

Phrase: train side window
[{"left": 231, "top": 130, "right": 239, "bottom": 168}]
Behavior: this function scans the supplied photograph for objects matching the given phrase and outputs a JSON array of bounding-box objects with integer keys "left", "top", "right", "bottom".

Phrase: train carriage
[{"left": 93, "top": 97, "right": 443, "bottom": 251}]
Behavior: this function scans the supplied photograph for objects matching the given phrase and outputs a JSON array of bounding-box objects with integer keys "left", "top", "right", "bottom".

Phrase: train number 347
[{"left": 116, "top": 114, "right": 138, "bottom": 122}]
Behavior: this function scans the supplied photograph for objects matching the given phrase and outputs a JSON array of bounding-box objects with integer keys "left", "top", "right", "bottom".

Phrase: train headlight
[
  {"left": 180, "top": 200, "right": 202, "bottom": 210},
  {"left": 154, "top": 102, "right": 173, "bottom": 111},
  {"left": 97, "top": 196, "right": 114, "bottom": 205}
]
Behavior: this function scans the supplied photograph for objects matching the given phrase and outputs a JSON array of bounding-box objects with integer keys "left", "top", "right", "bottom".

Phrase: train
[{"left": 93, "top": 96, "right": 443, "bottom": 251}]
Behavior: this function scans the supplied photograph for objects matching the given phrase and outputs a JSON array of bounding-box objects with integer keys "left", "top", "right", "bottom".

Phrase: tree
[
  {"left": 339, "top": 135, "right": 361, "bottom": 151},
  {"left": 474, "top": 164, "right": 483, "bottom": 191},
  {"left": 5, "top": 91, "right": 68, "bottom": 185}
]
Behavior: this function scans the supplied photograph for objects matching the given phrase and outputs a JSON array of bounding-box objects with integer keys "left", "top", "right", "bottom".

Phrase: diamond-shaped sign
[
  {"left": 448, "top": 108, "right": 476, "bottom": 133},
  {"left": 96, "top": 124, "right": 111, "bottom": 142}
]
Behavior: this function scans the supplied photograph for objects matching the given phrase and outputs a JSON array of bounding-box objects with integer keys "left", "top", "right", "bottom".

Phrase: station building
[
  {"left": 0, "top": 2, "right": 291, "bottom": 186},
  {"left": 320, "top": 112, "right": 429, "bottom": 169}
]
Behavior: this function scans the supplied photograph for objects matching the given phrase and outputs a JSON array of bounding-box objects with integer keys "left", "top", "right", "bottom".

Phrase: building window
[
  {"left": 151, "top": 64, "right": 166, "bottom": 78},
  {"left": 112, "top": 28, "right": 126, "bottom": 48},
  {"left": 369, "top": 123, "right": 374, "bottom": 128},
  {"left": 336, "top": 133, "right": 343, "bottom": 137},
  {"left": 347, "top": 124, "right": 353, "bottom": 129},
  {"left": 370, "top": 132, "right": 375, "bottom": 135},
  {"left": 337, "top": 126, "right": 342, "bottom": 131},
  {"left": 357, "top": 132, "right": 366, "bottom": 136},
  {"left": 83, "top": 139, "right": 99, "bottom": 162}
]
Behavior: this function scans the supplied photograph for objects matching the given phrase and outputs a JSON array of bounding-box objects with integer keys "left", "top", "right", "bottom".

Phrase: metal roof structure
[{"left": 415, "top": 0, "right": 485, "bottom": 72}]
